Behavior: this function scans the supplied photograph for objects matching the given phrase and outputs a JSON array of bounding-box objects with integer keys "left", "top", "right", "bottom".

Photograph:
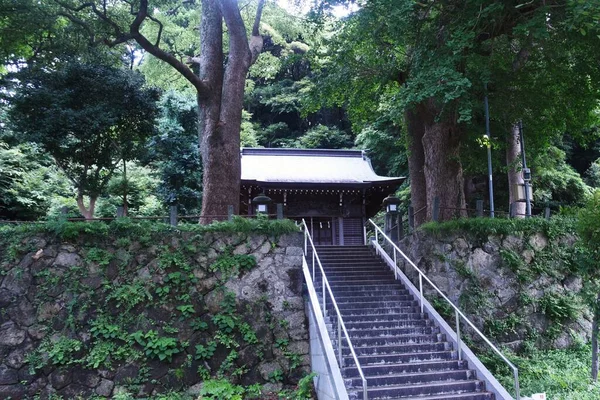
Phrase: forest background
[{"left": 1, "top": 0, "right": 599, "bottom": 222}]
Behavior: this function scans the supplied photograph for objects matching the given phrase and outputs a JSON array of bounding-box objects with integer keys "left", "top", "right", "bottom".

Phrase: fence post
[
  {"left": 432, "top": 197, "right": 440, "bottom": 222},
  {"left": 276, "top": 203, "right": 283, "bottom": 220},
  {"left": 116, "top": 206, "right": 125, "bottom": 218},
  {"left": 227, "top": 205, "right": 234, "bottom": 222},
  {"left": 476, "top": 200, "right": 484, "bottom": 217},
  {"left": 408, "top": 206, "right": 414, "bottom": 233},
  {"left": 509, "top": 202, "right": 516, "bottom": 218},
  {"left": 398, "top": 213, "right": 404, "bottom": 239},
  {"left": 544, "top": 207, "right": 551, "bottom": 220},
  {"left": 170, "top": 205, "right": 178, "bottom": 226}
]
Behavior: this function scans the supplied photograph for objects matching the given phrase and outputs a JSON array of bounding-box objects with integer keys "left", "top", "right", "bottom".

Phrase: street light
[
  {"left": 382, "top": 195, "right": 401, "bottom": 214},
  {"left": 252, "top": 193, "right": 272, "bottom": 215}
]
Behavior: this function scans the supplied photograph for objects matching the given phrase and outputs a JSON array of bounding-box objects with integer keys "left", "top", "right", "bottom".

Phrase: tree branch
[{"left": 252, "top": 0, "right": 265, "bottom": 36}]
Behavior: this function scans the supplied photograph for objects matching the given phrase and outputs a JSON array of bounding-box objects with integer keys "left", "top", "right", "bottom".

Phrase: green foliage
[
  {"left": 131, "top": 330, "right": 181, "bottom": 362},
  {"left": 420, "top": 216, "right": 578, "bottom": 242},
  {"left": 533, "top": 146, "right": 592, "bottom": 207},
  {"left": 578, "top": 189, "right": 600, "bottom": 262},
  {"left": 105, "top": 281, "right": 153, "bottom": 312},
  {"left": 539, "top": 292, "right": 581, "bottom": 324},
  {"left": 146, "top": 90, "right": 202, "bottom": 214},
  {"left": 482, "top": 343, "right": 600, "bottom": 400},
  {"left": 195, "top": 341, "right": 217, "bottom": 361},
  {"left": 198, "top": 379, "right": 246, "bottom": 400},
  {"left": 5, "top": 62, "right": 159, "bottom": 217},
  {"left": 210, "top": 252, "right": 257, "bottom": 276},
  {"left": 27, "top": 336, "right": 82, "bottom": 370},
  {"left": 584, "top": 158, "right": 600, "bottom": 188},
  {"left": 294, "top": 124, "right": 353, "bottom": 149},
  {"left": 176, "top": 304, "right": 195, "bottom": 319},
  {"left": 0, "top": 142, "right": 72, "bottom": 220},
  {"left": 85, "top": 247, "right": 114, "bottom": 267}
]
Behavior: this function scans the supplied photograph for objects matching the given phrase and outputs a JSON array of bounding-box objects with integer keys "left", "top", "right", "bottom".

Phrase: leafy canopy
[{"left": 6, "top": 63, "right": 159, "bottom": 199}]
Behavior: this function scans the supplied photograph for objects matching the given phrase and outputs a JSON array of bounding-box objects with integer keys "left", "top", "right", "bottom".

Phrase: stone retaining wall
[{"left": 0, "top": 227, "right": 308, "bottom": 398}]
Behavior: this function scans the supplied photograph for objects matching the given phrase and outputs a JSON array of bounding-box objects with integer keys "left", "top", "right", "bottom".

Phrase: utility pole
[{"left": 484, "top": 83, "right": 495, "bottom": 218}]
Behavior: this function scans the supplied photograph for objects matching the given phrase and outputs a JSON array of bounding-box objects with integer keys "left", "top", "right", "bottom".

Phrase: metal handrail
[
  {"left": 302, "top": 219, "right": 368, "bottom": 400},
  {"left": 367, "top": 219, "right": 520, "bottom": 400}
]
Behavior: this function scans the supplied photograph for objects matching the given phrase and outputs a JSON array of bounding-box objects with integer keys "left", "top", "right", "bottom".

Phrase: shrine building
[{"left": 240, "top": 148, "right": 404, "bottom": 246}]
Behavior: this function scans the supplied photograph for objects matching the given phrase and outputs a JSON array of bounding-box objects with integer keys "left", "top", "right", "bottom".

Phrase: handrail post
[
  {"left": 456, "top": 310, "right": 462, "bottom": 361},
  {"left": 312, "top": 251, "right": 315, "bottom": 281},
  {"left": 419, "top": 274, "right": 424, "bottom": 313},
  {"left": 338, "top": 315, "right": 342, "bottom": 366},
  {"left": 375, "top": 228, "right": 378, "bottom": 244},
  {"left": 304, "top": 231, "right": 307, "bottom": 255},
  {"left": 393, "top": 249, "right": 397, "bottom": 280},
  {"left": 514, "top": 368, "right": 520, "bottom": 400},
  {"left": 363, "top": 378, "right": 368, "bottom": 400},
  {"left": 322, "top": 274, "right": 326, "bottom": 312}
]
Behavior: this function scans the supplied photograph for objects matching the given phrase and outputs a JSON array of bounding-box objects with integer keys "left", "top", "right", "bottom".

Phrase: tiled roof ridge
[{"left": 241, "top": 147, "right": 364, "bottom": 158}]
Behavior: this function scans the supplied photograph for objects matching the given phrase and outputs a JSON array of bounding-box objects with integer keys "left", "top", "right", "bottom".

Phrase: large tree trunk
[
  {"left": 415, "top": 99, "right": 466, "bottom": 222},
  {"left": 507, "top": 123, "right": 526, "bottom": 217},
  {"left": 405, "top": 107, "right": 427, "bottom": 226},
  {"left": 198, "top": 0, "right": 225, "bottom": 224},
  {"left": 197, "top": 0, "right": 263, "bottom": 224},
  {"left": 422, "top": 118, "right": 466, "bottom": 221},
  {"left": 76, "top": 193, "right": 96, "bottom": 220}
]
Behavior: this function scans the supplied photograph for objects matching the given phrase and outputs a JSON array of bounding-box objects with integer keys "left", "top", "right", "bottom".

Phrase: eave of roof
[{"left": 240, "top": 147, "right": 405, "bottom": 186}]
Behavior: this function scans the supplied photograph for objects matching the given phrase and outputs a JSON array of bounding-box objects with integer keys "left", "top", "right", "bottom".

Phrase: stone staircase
[{"left": 313, "top": 245, "right": 494, "bottom": 400}]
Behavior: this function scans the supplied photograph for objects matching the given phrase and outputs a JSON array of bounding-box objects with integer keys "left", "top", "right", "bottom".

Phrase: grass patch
[
  {"left": 481, "top": 343, "right": 600, "bottom": 400},
  {"left": 420, "top": 216, "right": 577, "bottom": 241}
]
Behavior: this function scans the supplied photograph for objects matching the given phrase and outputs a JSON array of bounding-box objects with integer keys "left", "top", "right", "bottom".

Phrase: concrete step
[
  {"left": 325, "top": 275, "right": 399, "bottom": 283},
  {"left": 334, "top": 295, "right": 416, "bottom": 303},
  {"left": 344, "top": 326, "right": 440, "bottom": 339},
  {"left": 341, "top": 313, "right": 427, "bottom": 323},
  {"left": 343, "top": 359, "right": 469, "bottom": 378},
  {"left": 356, "top": 379, "right": 486, "bottom": 399},
  {"left": 342, "top": 342, "right": 451, "bottom": 356},
  {"left": 336, "top": 307, "right": 422, "bottom": 317},
  {"left": 327, "top": 284, "right": 408, "bottom": 295},
  {"left": 396, "top": 392, "right": 494, "bottom": 400},
  {"left": 344, "top": 349, "right": 457, "bottom": 366},
  {"left": 333, "top": 290, "right": 411, "bottom": 299},
  {"left": 325, "top": 270, "right": 392, "bottom": 278},
  {"left": 333, "top": 300, "right": 417, "bottom": 311},
  {"left": 339, "top": 333, "right": 444, "bottom": 348},
  {"left": 345, "top": 369, "right": 476, "bottom": 389},
  {"left": 321, "top": 262, "right": 390, "bottom": 274},
  {"left": 343, "top": 319, "right": 433, "bottom": 330}
]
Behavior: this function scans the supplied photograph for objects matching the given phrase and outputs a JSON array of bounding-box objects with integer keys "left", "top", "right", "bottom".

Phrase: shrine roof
[{"left": 240, "top": 148, "right": 404, "bottom": 187}]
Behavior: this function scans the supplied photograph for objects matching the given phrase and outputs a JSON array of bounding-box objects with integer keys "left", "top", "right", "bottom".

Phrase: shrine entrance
[{"left": 308, "top": 217, "right": 333, "bottom": 246}]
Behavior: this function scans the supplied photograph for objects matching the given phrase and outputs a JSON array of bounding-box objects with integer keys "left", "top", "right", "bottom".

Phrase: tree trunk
[
  {"left": 507, "top": 123, "right": 526, "bottom": 217},
  {"left": 405, "top": 107, "right": 427, "bottom": 226},
  {"left": 421, "top": 101, "right": 466, "bottom": 221},
  {"left": 76, "top": 193, "right": 96, "bottom": 220},
  {"left": 197, "top": 0, "right": 262, "bottom": 224},
  {"left": 592, "top": 292, "right": 600, "bottom": 381},
  {"left": 198, "top": 0, "right": 225, "bottom": 224}
]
